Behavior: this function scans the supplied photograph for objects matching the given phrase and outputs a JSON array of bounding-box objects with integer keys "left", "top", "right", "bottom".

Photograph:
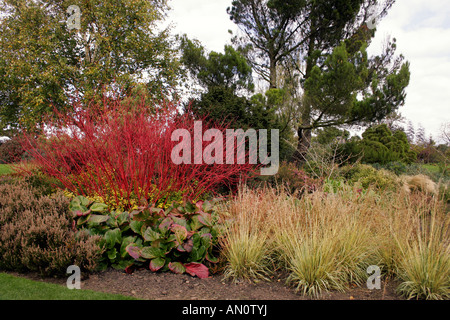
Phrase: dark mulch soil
[{"left": 5, "top": 268, "right": 404, "bottom": 300}]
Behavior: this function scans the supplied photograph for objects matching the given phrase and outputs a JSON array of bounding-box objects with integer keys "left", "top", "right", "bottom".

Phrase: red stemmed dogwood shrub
[{"left": 21, "top": 95, "right": 259, "bottom": 210}]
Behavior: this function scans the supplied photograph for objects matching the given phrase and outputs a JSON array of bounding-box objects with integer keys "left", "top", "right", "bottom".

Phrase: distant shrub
[
  {"left": 0, "top": 181, "right": 103, "bottom": 276},
  {"left": 338, "top": 164, "right": 400, "bottom": 191},
  {"left": 271, "top": 161, "right": 322, "bottom": 194},
  {"left": 0, "top": 136, "right": 27, "bottom": 164},
  {"left": 371, "top": 161, "right": 408, "bottom": 176},
  {"left": 341, "top": 125, "right": 416, "bottom": 165}
]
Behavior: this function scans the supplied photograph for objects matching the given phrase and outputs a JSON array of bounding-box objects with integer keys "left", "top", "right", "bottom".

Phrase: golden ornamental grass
[{"left": 219, "top": 182, "right": 449, "bottom": 299}]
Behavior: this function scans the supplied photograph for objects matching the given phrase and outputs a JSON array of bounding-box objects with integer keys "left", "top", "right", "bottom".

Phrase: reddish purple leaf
[
  {"left": 125, "top": 264, "right": 135, "bottom": 274},
  {"left": 195, "top": 201, "right": 204, "bottom": 210},
  {"left": 159, "top": 217, "right": 173, "bottom": 232},
  {"left": 125, "top": 244, "right": 141, "bottom": 260},
  {"left": 184, "top": 262, "right": 209, "bottom": 279},
  {"left": 182, "top": 238, "right": 194, "bottom": 253},
  {"left": 74, "top": 210, "right": 84, "bottom": 217}
]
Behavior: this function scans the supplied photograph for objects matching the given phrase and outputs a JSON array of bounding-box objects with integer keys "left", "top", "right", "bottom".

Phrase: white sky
[{"left": 167, "top": 0, "right": 450, "bottom": 143}]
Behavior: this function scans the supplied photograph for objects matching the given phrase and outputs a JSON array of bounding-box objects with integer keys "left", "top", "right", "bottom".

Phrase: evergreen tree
[
  {"left": 406, "top": 120, "right": 415, "bottom": 144},
  {"left": 227, "top": 0, "right": 410, "bottom": 163},
  {"left": 341, "top": 124, "right": 416, "bottom": 164}
]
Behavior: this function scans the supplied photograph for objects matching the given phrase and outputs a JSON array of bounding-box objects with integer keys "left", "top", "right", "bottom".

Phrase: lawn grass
[
  {"left": 0, "top": 164, "right": 14, "bottom": 175},
  {"left": 421, "top": 164, "right": 441, "bottom": 174},
  {"left": 0, "top": 273, "right": 137, "bottom": 300}
]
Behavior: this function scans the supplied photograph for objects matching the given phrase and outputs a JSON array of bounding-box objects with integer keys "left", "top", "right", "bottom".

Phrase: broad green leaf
[
  {"left": 189, "top": 215, "right": 203, "bottom": 231},
  {"left": 107, "top": 248, "right": 117, "bottom": 260},
  {"left": 159, "top": 217, "right": 173, "bottom": 232},
  {"left": 130, "top": 220, "right": 144, "bottom": 235},
  {"left": 149, "top": 258, "right": 165, "bottom": 272},
  {"left": 73, "top": 195, "right": 91, "bottom": 207},
  {"left": 90, "top": 202, "right": 109, "bottom": 212},
  {"left": 185, "top": 201, "right": 197, "bottom": 213},
  {"left": 116, "top": 212, "right": 130, "bottom": 226},
  {"left": 131, "top": 208, "right": 150, "bottom": 221},
  {"left": 168, "top": 262, "right": 186, "bottom": 274},
  {"left": 197, "top": 212, "right": 212, "bottom": 227},
  {"left": 206, "top": 252, "right": 219, "bottom": 264},
  {"left": 141, "top": 246, "right": 164, "bottom": 259},
  {"left": 76, "top": 215, "right": 90, "bottom": 226},
  {"left": 88, "top": 214, "right": 109, "bottom": 224},
  {"left": 171, "top": 216, "right": 189, "bottom": 229},
  {"left": 202, "top": 200, "right": 213, "bottom": 213},
  {"left": 171, "top": 224, "right": 188, "bottom": 244},
  {"left": 143, "top": 227, "right": 161, "bottom": 242},
  {"left": 105, "top": 228, "right": 122, "bottom": 249}
]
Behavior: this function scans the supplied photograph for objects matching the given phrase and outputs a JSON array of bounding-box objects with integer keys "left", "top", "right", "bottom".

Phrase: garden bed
[{"left": 4, "top": 269, "right": 403, "bottom": 300}]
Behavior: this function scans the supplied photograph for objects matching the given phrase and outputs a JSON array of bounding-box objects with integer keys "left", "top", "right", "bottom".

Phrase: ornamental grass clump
[
  {"left": 273, "top": 189, "right": 375, "bottom": 298},
  {"left": 220, "top": 187, "right": 276, "bottom": 282},
  {"left": 221, "top": 182, "right": 449, "bottom": 299}
]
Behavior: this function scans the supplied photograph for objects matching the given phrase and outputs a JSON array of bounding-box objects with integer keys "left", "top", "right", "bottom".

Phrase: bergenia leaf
[
  {"left": 195, "top": 200, "right": 204, "bottom": 210},
  {"left": 88, "top": 214, "right": 109, "bottom": 224},
  {"left": 90, "top": 202, "right": 109, "bottom": 212},
  {"left": 159, "top": 217, "right": 173, "bottom": 232},
  {"left": 143, "top": 227, "right": 160, "bottom": 242},
  {"left": 206, "top": 252, "right": 219, "bottom": 264},
  {"left": 125, "top": 243, "right": 141, "bottom": 260},
  {"left": 168, "top": 262, "right": 186, "bottom": 274},
  {"left": 141, "top": 246, "right": 163, "bottom": 259},
  {"left": 182, "top": 238, "right": 194, "bottom": 253},
  {"left": 184, "top": 262, "right": 209, "bottom": 279},
  {"left": 171, "top": 224, "right": 188, "bottom": 243},
  {"left": 197, "top": 213, "right": 212, "bottom": 227},
  {"left": 149, "top": 258, "right": 165, "bottom": 272}
]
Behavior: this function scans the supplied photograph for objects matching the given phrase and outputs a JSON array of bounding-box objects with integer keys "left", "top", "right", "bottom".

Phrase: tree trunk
[
  {"left": 291, "top": 32, "right": 316, "bottom": 164},
  {"left": 269, "top": 56, "right": 277, "bottom": 89},
  {"left": 292, "top": 105, "right": 312, "bottom": 164}
]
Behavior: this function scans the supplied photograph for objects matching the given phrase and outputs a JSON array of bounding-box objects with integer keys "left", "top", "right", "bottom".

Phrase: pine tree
[
  {"left": 406, "top": 120, "right": 415, "bottom": 144},
  {"left": 227, "top": 0, "right": 410, "bottom": 163}
]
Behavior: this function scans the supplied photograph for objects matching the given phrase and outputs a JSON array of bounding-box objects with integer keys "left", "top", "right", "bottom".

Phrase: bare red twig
[{"left": 21, "top": 95, "right": 259, "bottom": 209}]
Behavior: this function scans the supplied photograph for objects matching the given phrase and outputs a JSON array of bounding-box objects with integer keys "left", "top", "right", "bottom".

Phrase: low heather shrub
[{"left": 0, "top": 181, "right": 103, "bottom": 276}]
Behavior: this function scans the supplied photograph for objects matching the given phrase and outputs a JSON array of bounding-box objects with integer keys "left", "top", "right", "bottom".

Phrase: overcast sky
[{"left": 167, "top": 0, "right": 450, "bottom": 142}]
